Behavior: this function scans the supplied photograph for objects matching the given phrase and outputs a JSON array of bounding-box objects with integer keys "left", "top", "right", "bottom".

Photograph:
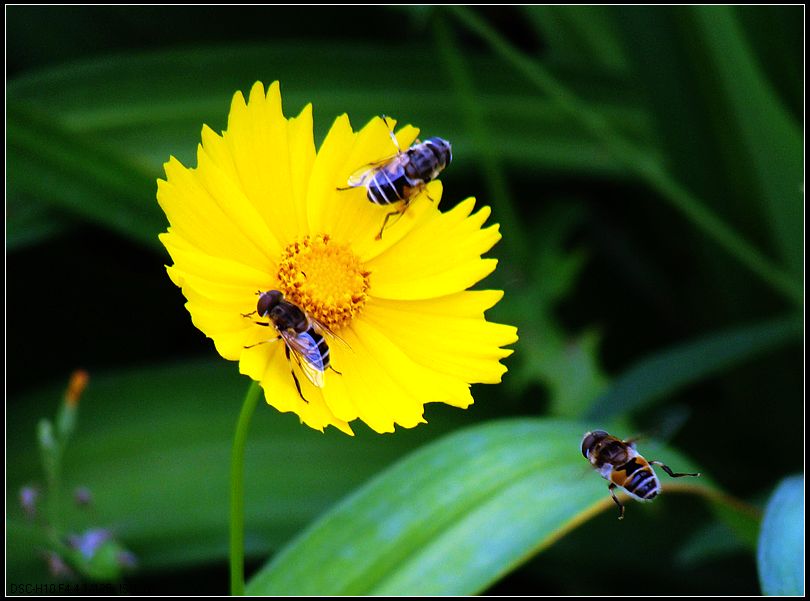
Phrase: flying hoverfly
[{"left": 581, "top": 430, "right": 701, "bottom": 519}]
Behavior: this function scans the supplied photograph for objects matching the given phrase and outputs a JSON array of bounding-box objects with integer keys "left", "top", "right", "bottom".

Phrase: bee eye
[
  {"left": 257, "top": 295, "right": 270, "bottom": 316},
  {"left": 581, "top": 433, "right": 595, "bottom": 457},
  {"left": 257, "top": 290, "right": 283, "bottom": 316},
  {"left": 581, "top": 430, "right": 608, "bottom": 457}
]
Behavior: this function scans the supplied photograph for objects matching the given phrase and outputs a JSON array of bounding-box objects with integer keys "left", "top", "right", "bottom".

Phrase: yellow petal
[
  {"left": 345, "top": 318, "right": 476, "bottom": 424},
  {"left": 288, "top": 103, "right": 316, "bottom": 232},
  {"left": 222, "top": 82, "right": 303, "bottom": 244},
  {"left": 328, "top": 331, "right": 413, "bottom": 433},
  {"left": 196, "top": 138, "right": 283, "bottom": 261},
  {"left": 305, "top": 114, "right": 356, "bottom": 234},
  {"left": 239, "top": 339, "right": 353, "bottom": 435},
  {"left": 161, "top": 232, "right": 275, "bottom": 287},
  {"left": 158, "top": 159, "right": 273, "bottom": 268},
  {"left": 366, "top": 198, "right": 502, "bottom": 300},
  {"left": 361, "top": 297, "right": 517, "bottom": 384}
]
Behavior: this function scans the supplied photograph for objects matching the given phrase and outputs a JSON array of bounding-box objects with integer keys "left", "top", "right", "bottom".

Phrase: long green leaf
[
  {"left": 523, "top": 6, "right": 629, "bottom": 73},
  {"left": 7, "top": 106, "right": 164, "bottom": 248},
  {"left": 494, "top": 203, "right": 609, "bottom": 410},
  {"left": 447, "top": 6, "right": 802, "bottom": 306},
  {"left": 6, "top": 359, "right": 467, "bottom": 584},
  {"left": 246, "top": 418, "right": 737, "bottom": 596},
  {"left": 687, "top": 7, "right": 803, "bottom": 277},
  {"left": 7, "top": 40, "right": 659, "bottom": 251},
  {"left": 613, "top": 7, "right": 802, "bottom": 293},
  {"left": 6, "top": 193, "right": 73, "bottom": 249},
  {"left": 757, "top": 475, "right": 804, "bottom": 595},
  {"left": 587, "top": 315, "right": 802, "bottom": 421}
]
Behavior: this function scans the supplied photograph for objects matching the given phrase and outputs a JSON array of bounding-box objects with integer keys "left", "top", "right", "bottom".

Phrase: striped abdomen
[
  {"left": 306, "top": 327, "right": 331, "bottom": 370},
  {"left": 366, "top": 137, "right": 452, "bottom": 206},
  {"left": 612, "top": 457, "right": 661, "bottom": 501},
  {"left": 367, "top": 161, "right": 410, "bottom": 206}
]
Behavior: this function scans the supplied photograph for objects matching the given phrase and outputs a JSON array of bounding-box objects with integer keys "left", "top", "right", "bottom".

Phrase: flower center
[{"left": 277, "top": 234, "right": 370, "bottom": 331}]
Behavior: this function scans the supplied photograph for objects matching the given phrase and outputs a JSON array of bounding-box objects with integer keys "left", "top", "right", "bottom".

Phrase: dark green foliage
[{"left": 7, "top": 6, "right": 802, "bottom": 595}]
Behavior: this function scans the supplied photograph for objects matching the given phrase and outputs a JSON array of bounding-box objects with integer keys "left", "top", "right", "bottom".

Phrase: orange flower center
[{"left": 277, "top": 234, "right": 370, "bottom": 331}]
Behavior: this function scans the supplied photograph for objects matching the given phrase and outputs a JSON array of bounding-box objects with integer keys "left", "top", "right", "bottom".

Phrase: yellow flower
[{"left": 157, "top": 81, "right": 517, "bottom": 435}]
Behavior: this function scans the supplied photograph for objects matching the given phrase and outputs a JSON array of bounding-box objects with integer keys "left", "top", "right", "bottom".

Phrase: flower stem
[{"left": 230, "top": 380, "right": 262, "bottom": 596}]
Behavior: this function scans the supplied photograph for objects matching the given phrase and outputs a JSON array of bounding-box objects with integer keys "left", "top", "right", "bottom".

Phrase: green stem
[
  {"left": 230, "top": 380, "right": 262, "bottom": 596},
  {"left": 432, "top": 14, "right": 529, "bottom": 269},
  {"left": 445, "top": 6, "right": 803, "bottom": 307}
]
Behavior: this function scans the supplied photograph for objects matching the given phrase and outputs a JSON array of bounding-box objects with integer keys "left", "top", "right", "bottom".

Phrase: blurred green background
[{"left": 7, "top": 6, "right": 803, "bottom": 595}]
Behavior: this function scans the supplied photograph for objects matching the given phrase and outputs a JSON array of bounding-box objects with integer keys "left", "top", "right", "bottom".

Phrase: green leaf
[
  {"left": 613, "top": 6, "right": 803, "bottom": 291},
  {"left": 757, "top": 475, "right": 804, "bottom": 595},
  {"left": 523, "top": 6, "right": 629, "bottom": 74},
  {"left": 6, "top": 42, "right": 658, "bottom": 247},
  {"left": 587, "top": 315, "right": 802, "bottom": 421},
  {"left": 7, "top": 105, "right": 164, "bottom": 248},
  {"left": 687, "top": 7, "right": 803, "bottom": 277},
  {"left": 246, "top": 418, "right": 728, "bottom": 596},
  {"left": 499, "top": 204, "right": 609, "bottom": 414},
  {"left": 450, "top": 6, "right": 801, "bottom": 307},
  {"left": 6, "top": 359, "right": 468, "bottom": 583},
  {"left": 6, "top": 193, "right": 73, "bottom": 250},
  {"left": 676, "top": 520, "right": 752, "bottom": 567}
]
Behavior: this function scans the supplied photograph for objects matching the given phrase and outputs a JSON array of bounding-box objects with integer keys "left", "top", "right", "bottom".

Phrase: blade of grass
[
  {"left": 687, "top": 6, "right": 803, "bottom": 277},
  {"left": 6, "top": 194, "right": 73, "bottom": 249},
  {"left": 6, "top": 40, "right": 663, "bottom": 250},
  {"left": 446, "top": 6, "right": 802, "bottom": 307},
  {"left": 7, "top": 106, "right": 164, "bottom": 248},
  {"left": 523, "top": 6, "right": 629, "bottom": 73},
  {"left": 432, "top": 14, "right": 528, "bottom": 268},
  {"left": 6, "top": 359, "right": 469, "bottom": 582},
  {"left": 586, "top": 314, "right": 802, "bottom": 421},
  {"left": 246, "top": 418, "right": 754, "bottom": 596}
]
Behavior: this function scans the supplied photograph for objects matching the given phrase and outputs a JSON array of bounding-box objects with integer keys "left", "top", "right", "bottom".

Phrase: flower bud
[
  {"left": 19, "top": 485, "right": 39, "bottom": 518},
  {"left": 67, "top": 528, "right": 136, "bottom": 581},
  {"left": 73, "top": 486, "right": 93, "bottom": 508}
]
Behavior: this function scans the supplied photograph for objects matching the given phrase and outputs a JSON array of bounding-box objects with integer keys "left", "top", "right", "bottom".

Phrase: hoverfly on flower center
[{"left": 243, "top": 290, "right": 343, "bottom": 403}]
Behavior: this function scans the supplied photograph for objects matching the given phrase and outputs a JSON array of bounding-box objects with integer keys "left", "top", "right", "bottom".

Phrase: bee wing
[
  {"left": 345, "top": 152, "right": 404, "bottom": 188},
  {"left": 309, "top": 317, "right": 352, "bottom": 351},
  {"left": 281, "top": 331, "right": 326, "bottom": 388},
  {"left": 346, "top": 165, "right": 378, "bottom": 188}
]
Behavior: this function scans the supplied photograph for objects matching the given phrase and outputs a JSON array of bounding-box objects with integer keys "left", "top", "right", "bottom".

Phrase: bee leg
[
  {"left": 376, "top": 206, "right": 407, "bottom": 240},
  {"left": 651, "top": 461, "right": 701, "bottom": 478},
  {"left": 328, "top": 365, "right": 342, "bottom": 376},
  {"left": 381, "top": 115, "right": 402, "bottom": 151},
  {"left": 244, "top": 334, "right": 280, "bottom": 349},
  {"left": 608, "top": 483, "right": 625, "bottom": 520},
  {"left": 241, "top": 310, "right": 257, "bottom": 318},
  {"left": 289, "top": 370, "right": 309, "bottom": 403},
  {"left": 285, "top": 345, "right": 309, "bottom": 403}
]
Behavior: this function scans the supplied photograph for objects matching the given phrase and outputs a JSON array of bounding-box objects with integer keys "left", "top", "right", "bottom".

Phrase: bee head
[
  {"left": 581, "top": 430, "right": 609, "bottom": 458},
  {"left": 257, "top": 289, "right": 284, "bottom": 317},
  {"left": 425, "top": 137, "right": 452, "bottom": 166}
]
